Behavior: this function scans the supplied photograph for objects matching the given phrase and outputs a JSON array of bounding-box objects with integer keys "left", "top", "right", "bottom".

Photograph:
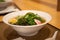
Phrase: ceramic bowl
[{"left": 3, "top": 10, "right": 52, "bottom": 36}]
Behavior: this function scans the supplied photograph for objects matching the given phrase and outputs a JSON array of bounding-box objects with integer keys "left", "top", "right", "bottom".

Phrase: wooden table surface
[{"left": 0, "top": 0, "right": 60, "bottom": 29}]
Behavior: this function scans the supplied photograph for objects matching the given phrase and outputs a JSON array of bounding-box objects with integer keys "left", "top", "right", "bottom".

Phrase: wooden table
[{"left": 0, "top": 0, "right": 60, "bottom": 29}]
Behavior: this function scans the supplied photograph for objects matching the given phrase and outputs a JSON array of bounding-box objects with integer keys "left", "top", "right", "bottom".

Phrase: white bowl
[{"left": 3, "top": 10, "right": 52, "bottom": 36}]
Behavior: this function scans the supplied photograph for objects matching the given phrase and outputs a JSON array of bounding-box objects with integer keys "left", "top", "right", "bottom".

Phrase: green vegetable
[
  {"left": 24, "top": 12, "right": 45, "bottom": 23},
  {"left": 16, "top": 17, "right": 27, "bottom": 25},
  {"left": 11, "top": 12, "right": 45, "bottom": 25},
  {"left": 0, "top": 0, "right": 4, "bottom": 2},
  {"left": 24, "top": 12, "right": 36, "bottom": 25}
]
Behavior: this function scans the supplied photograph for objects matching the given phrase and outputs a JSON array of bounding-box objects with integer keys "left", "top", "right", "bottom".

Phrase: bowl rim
[{"left": 3, "top": 10, "right": 52, "bottom": 27}]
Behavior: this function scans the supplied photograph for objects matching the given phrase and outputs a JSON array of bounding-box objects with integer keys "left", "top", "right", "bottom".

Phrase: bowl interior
[{"left": 3, "top": 10, "right": 52, "bottom": 27}]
